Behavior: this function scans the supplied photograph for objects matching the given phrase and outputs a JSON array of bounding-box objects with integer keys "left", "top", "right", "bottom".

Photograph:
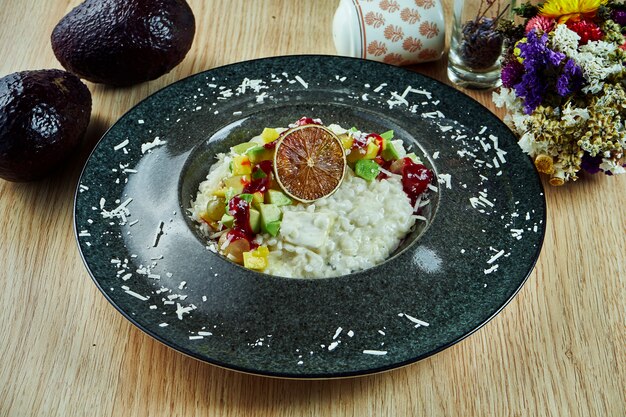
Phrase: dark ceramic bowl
[{"left": 74, "top": 55, "right": 545, "bottom": 378}]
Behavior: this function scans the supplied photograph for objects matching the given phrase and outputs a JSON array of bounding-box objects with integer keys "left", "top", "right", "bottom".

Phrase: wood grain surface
[{"left": 1, "top": 1, "right": 624, "bottom": 416}]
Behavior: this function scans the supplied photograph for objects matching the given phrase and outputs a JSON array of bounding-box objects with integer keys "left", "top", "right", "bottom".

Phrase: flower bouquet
[{"left": 493, "top": 0, "right": 626, "bottom": 185}]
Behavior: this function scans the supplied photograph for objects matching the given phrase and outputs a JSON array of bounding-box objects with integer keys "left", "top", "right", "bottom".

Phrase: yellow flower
[
  {"left": 513, "top": 39, "right": 527, "bottom": 63},
  {"left": 539, "top": 0, "right": 608, "bottom": 23}
]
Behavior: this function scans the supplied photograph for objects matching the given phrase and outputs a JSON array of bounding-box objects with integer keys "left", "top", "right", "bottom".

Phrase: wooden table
[{"left": 1, "top": 1, "right": 624, "bottom": 415}]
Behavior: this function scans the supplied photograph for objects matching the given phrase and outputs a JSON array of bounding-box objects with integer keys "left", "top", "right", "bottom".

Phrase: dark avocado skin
[
  {"left": 51, "top": 0, "right": 196, "bottom": 86},
  {"left": 0, "top": 69, "right": 92, "bottom": 182}
]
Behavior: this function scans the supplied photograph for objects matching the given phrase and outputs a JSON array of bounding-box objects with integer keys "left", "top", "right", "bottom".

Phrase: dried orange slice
[{"left": 273, "top": 124, "right": 346, "bottom": 203}]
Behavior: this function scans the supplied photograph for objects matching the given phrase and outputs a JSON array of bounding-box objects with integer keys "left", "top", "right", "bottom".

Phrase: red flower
[
  {"left": 525, "top": 15, "right": 555, "bottom": 34},
  {"left": 566, "top": 19, "right": 603, "bottom": 45}
]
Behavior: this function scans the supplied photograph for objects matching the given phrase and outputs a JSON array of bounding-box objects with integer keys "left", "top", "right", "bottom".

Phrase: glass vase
[{"left": 447, "top": 0, "right": 515, "bottom": 89}]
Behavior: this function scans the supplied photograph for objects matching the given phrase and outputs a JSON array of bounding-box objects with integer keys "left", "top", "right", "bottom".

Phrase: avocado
[
  {"left": 258, "top": 203, "right": 282, "bottom": 235},
  {"left": 0, "top": 69, "right": 91, "bottom": 182},
  {"left": 266, "top": 189, "right": 292, "bottom": 206},
  {"left": 381, "top": 141, "right": 400, "bottom": 161},
  {"left": 220, "top": 213, "right": 234, "bottom": 228},
  {"left": 263, "top": 221, "right": 281, "bottom": 237},
  {"left": 249, "top": 208, "right": 261, "bottom": 234},
  {"left": 247, "top": 145, "right": 273, "bottom": 164},
  {"left": 380, "top": 130, "right": 394, "bottom": 140},
  {"left": 51, "top": 0, "right": 195, "bottom": 86},
  {"left": 355, "top": 159, "right": 380, "bottom": 181},
  {"left": 406, "top": 152, "right": 421, "bottom": 163},
  {"left": 231, "top": 141, "right": 257, "bottom": 155},
  {"left": 252, "top": 192, "right": 264, "bottom": 206}
]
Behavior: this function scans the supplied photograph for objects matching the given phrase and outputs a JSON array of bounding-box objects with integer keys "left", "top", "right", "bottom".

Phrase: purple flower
[
  {"left": 501, "top": 60, "right": 524, "bottom": 88},
  {"left": 511, "top": 30, "right": 583, "bottom": 114},
  {"left": 581, "top": 153, "right": 602, "bottom": 174},
  {"left": 515, "top": 31, "right": 556, "bottom": 113},
  {"left": 556, "top": 59, "right": 583, "bottom": 97},
  {"left": 612, "top": 9, "right": 626, "bottom": 26}
]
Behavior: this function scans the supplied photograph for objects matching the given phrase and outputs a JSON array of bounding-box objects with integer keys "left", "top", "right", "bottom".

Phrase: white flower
[
  {"left": 492, "top": 87, "right": 521, "bottom": 110},
  {"left": 561, "top": 103, "right": 590, "bottom": 127},
  {"left": 517, "top": 131, "right": 549, "bottom": 156},
  {"left": 571, "top": 41, "right": 623, "bottom": 94},
  {"left": 510, "top": 112, "right": 531, "bottom": 136},
  {"left": 551, "top": 24, "right": 580, "bottom": 56},
  {"left": 600, "top": 159, "right": 626, "bottom": 175}
]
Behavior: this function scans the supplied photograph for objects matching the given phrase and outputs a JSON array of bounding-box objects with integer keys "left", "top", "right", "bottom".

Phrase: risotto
[{"left": 189, "top": 118, "right": 433, "bottom": 278}]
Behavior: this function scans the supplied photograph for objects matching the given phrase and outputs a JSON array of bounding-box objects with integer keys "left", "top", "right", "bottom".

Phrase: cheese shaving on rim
[
  {"left": 487, "top": 250, "right": 505, "bottom": 264},
  {"left": 175, "top": 302, "right": 196, "bottom": 320},
  {"left": 294, "top": 75, "right": 308, "bottom": 88},
  {"left": 141, "top": 137, "right": 167, "bottom": 154},
  {"left": 121, "top": 286, "right": 149, "bottom": 301},
  {"left": 437, "top": 173, "right": 452, "bottom": 189},
  {"left": 399, "top": 312, "right": 429, "bottom": 327},
  {"left": 113, "top": 139, "right": 129, "bottom": 151},
  {"left": 101, "top": 198, "right": 133, "bottom": 223},
  {"left": 332, "top": 327, "right": 343, "bottom": 340},
  {"left": 373, "top": 83, "right": 387, "bottom": 92},
  {"left": 363, "top": 350, "right": 387, "bottom": 355}
]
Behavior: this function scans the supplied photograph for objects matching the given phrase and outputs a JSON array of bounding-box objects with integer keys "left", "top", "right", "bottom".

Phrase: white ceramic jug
[{"left": 333, "top": 0, "right": 446, "bottom": 65}]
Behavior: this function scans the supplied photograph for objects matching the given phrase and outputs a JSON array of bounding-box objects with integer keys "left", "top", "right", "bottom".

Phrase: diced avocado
[
  {"left": 247, "top": 145, "right": 273, "bottom": 164},
  {"left": 251, "top": 167, "right": 267, "bottom": 180},
  {"left": 380, "top": 130, "right": 394, "bottom": 141},
  {"left": 262, "top": 207, "right": 280, "bottom": 222},
  {"left": 355, "top": 159, "right": 380, "bottom": 181},
  {"left": 238, "top": 193, "right": 254, "bottom": 203},
  {"left": 232, "top": 155, "right": 252, "bottom": 175},
  {"left": 258, "top": 203, "right": 282, "bottom": 235},
  {"left": 390, "top": 139, "right": 407, "bottom": 158},
  {"left": 252, "top": 191, "right": 264, "bottom": 206},
  {"left": 266, "top": 189, "right": 292, "bottom": 206},
  {"left": 249, "top": 208, "right": 261, "bottom": 233},
  {"left": 230, "top": 141, "right": 257, "bottom": 155},
  {"left": 363, "top": 141, "right": 379, "bottom": 159},
  {"left": 381, "top": 140, "right": 401, "bottom": 161},
  {"left": 406, "top": 152, "right": 421, "bottom": 163},
  {"left": 220, "top": 213, "right": 234, "bottom": 228},
  {"left": 260, "top": 127, "right": 280, "bottom": 143},
  {"left": 224, "top": 187, "right": 238, "bottom": 203},
  {"left": 264, "top": 220, "right": 281, "bottom": 237},
  {"left": 223, "top": 175, "right": 249, "bottom": 195}
]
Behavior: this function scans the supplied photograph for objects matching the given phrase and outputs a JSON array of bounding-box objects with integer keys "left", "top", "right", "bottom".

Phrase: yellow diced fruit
[
  {"left": 223, "top": 175, "right": 250, "bottom": 195},
  {"left": 232, "top": 155, "right": 252, "bottom": 175},
  {"left": 363, "top": 142, "right": 379, "bottom": 159},
  {"left": 254, "top": 245, "right": 270, "bottom": 257},
  {"left": 243, "top": 246, "right": 269, "bottom": 270},
  {"left": 347, "top": 147, "right": 365, "bottom": 164},
  {"left": 379, "top": 137, "right": 387, "bottom": 151},
  {"left": 212, "top": 188, "right": 227, "bottom": 197},
  {"left": 340, "top": 134, "right": 354, "bottom": 150},
  {"left": 260, "top": 128, "right": 280, "bottom": 143}
]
